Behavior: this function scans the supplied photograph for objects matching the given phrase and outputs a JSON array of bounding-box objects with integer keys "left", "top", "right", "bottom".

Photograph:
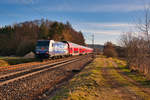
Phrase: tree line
[{"left": 0, "top": 19, "right": 85, "bottom": 56}]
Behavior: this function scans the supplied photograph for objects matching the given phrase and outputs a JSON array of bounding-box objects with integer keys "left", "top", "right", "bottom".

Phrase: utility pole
[
  {"left": 92, "top": 34, "right": 95, "bottom": 58},
  {"left": 92, "top": 34, "right": 94, "bottom": 49}
]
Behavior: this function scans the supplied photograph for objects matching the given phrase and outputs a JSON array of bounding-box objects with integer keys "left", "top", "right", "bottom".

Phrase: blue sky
[{"left": 0, "top": 0, "right": 149, "bottom": 44}]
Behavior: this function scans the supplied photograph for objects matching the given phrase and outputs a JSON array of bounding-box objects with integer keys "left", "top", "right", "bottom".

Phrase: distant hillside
[
  {"left": 0, "top": 19, "right": 85, "bottom": 56},
  {"left": 87, "top": 44, "right": 104, "bottom": 52}
]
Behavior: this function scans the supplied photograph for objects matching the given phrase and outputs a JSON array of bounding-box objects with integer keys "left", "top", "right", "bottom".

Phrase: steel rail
[{"left": 0, "top": 56, "right": 86, "bottom": 86}]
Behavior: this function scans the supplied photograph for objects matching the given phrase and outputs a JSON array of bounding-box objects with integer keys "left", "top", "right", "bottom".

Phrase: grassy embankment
[
  {"left": 0, "top": 57, "right": 36, "bottom": 67},
  {"left": 113, "top": 58, "right": 150, "bottom": 88},
  {"left": 50, "top": 55, "right": 105, "bottom": 100},
  {"left": 49, "top": 56, "right": 150, "bottom": 100}
]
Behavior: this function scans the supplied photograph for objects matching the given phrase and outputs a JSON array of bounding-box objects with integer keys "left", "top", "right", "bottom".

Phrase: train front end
[{"left": 35, "top": 40, "right": 50, "bottom": 58}]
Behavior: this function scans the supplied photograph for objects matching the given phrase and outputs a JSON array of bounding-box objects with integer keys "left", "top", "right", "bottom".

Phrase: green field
[{"left": 0, "top": 57, "right": 37, "bottom": 67}]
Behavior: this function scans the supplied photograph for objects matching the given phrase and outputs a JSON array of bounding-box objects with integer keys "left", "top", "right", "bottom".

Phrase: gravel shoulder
[{"left": 0, "top": 56, "right": 92, "bottom": 100}]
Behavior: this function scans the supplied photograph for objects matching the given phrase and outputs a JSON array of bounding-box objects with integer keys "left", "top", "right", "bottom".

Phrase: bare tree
[
  {"left": 120, "top": 5, "right": 150, "bottom": 75},
  {"left": 136, "top": 6, "right": 150, "bottom": 42}
]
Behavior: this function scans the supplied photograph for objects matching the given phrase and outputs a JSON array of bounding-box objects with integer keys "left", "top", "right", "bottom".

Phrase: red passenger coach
[
  {"left": 62, "top": 41, "right": 93, "bottom": 56},
  {"left": 66, "top": 41, "right": 80, "bottom": 55}
]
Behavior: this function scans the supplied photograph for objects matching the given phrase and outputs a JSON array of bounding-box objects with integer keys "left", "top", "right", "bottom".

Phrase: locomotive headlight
[{"left": 46, "top": 52, "right": 49, "bottom": 54}]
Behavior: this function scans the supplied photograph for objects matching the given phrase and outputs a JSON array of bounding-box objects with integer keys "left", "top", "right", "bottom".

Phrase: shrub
[{"left": 103, "top": 42, "right": 118, "bottom": 57}]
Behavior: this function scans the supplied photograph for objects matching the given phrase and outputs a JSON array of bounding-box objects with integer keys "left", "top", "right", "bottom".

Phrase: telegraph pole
[
  {"left": 92, "top": 34, "right": 95, "bottom": 58},
  {"left": 92, "top": 34, "right": 94, "bottom": 49}
]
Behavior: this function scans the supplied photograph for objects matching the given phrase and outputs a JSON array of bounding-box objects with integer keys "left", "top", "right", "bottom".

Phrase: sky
[{"left": 0, "top": 0, "right": 150, "bottom": 45}]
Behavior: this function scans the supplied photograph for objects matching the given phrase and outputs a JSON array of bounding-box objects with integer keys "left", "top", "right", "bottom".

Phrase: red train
[{"left": 35, "top": 40, "right": 93, "bottom": 58}]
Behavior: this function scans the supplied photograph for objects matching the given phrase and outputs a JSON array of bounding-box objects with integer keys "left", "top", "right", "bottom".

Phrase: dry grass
[
  {"left": 50, "top": 56, "right": 105, "bottom": 100},
  {"left": 0, "top": 60, "right": 9, "bottom": 67},
  {"left": 49, "top": 56, "right": 150, "bottom": 100}
]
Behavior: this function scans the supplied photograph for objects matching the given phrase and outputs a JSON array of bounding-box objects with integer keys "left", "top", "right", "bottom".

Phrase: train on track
[{"left": 35, "top": 40, "right": 93, "bottom": 58}]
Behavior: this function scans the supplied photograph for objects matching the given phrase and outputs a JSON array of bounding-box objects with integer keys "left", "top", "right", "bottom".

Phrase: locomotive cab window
[{"left": 37, "top": 41, "right": 49, "bottom": 46}]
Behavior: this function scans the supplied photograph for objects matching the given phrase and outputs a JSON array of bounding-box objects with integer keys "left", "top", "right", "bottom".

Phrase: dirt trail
[
  {"left": 111, "top": 60, "right": 150, "bottom": 96},
  {"left": 47, "top": 57, "right": 150, "bottom": 100},
  {"left": 100, "top": 58, "right": 149, "bottom": 100}
]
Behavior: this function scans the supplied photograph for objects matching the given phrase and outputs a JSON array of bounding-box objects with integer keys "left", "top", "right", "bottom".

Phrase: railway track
[
  {"left": 0, "top": 55, "right": 80, "bottom": 75},
  {"left": 0, "top": 55, "right": 89, "bottom": 86}
]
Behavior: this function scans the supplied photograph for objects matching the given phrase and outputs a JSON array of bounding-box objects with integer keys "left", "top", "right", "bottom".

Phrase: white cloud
[
  {"left": 21, "top": 0, "right": 35, "bottom": 4},
  {"left": 3, "top": 0, "right": 149, "bottom": 12},
  {"left": 75, "top": 22, "right": 135, "bottom": 28},
  {"left": 82, "top": 29, "right": 122, "bottom": 35},
  {"left": 86, "top": 4, "right": 144, "bottom": 12},
  {"left": 42, "top": 3, "right": 147, "bottom": 12},
  {"left": 72, "top": 22, "right": 134, "bottom": 35},
  {"left": 2, "top": 0, "right": 38, "bottom": 4}
]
